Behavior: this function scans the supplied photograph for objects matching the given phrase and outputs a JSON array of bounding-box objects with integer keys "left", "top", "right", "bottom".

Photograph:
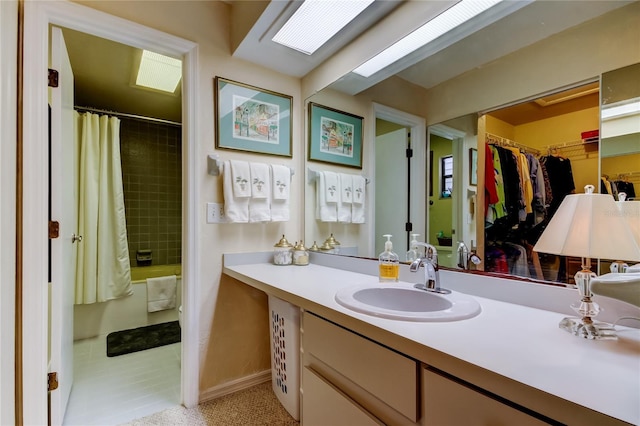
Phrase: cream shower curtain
[{"left": 75, "top": 112, "right": 132, "bottom": 304}]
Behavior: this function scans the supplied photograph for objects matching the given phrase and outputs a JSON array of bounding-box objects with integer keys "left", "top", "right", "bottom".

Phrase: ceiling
[{"left": 60, "top": 1, "right": 630, "bottom": 125}]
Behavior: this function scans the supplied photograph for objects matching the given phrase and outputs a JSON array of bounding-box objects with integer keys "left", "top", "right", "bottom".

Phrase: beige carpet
[{"left": 121, "top": 382, "right": 299, "bottom": 425}]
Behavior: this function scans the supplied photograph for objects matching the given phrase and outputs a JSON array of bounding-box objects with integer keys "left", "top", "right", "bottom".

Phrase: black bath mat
[{"left": 106, "top": 321, "right": 181, "bottom": 357}]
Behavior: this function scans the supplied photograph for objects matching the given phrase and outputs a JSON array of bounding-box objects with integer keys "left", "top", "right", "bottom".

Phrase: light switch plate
[{"left": 206, "top": 202, "right": 226, "bottom": 223}]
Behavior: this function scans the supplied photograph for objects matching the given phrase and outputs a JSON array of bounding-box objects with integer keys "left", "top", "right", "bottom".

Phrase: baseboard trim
[{"left": 199, "top": 370, "right": 272, "bottom": 403}]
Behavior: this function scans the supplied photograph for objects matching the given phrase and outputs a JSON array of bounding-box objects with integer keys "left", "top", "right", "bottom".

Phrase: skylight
[
  {"left": 135, "top": 50, "right": 182, "bottom": 93},
  {"left": 353, "top": 0, "right": 502, "bottom": 77},
  {"left": 272, "top": 0, "right": 375, "bottom": 55}
]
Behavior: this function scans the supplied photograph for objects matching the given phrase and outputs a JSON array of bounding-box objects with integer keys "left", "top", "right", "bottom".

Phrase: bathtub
[{"left": 74, "top": 264, "right": 182, "bottom": 341}]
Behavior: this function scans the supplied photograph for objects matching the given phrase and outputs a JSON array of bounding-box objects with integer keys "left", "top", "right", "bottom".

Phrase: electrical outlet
[{"left": 206, "top": 202, "right": 225, "bottom": 223}]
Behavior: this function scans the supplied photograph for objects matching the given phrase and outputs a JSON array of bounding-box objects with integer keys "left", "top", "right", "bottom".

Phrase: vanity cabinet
[
  {"left": 301, "top": 311, "right": 553, "bottom": 426},
  {"left": 302, "top": 312, "right": 419, "bottom": 425}
]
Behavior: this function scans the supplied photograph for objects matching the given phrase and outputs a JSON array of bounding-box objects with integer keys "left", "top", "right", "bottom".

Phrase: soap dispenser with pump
[
  {"left": 379, "top": 234, "right": 399, "bottom": 282},
  {"left": 406, "top": 233, "right": 421, "bottom": 262}
]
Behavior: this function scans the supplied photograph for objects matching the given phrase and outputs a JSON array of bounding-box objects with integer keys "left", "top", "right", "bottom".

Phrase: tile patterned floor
[{"left": 63, "top": 335, "right": 181, "bottom": 426}]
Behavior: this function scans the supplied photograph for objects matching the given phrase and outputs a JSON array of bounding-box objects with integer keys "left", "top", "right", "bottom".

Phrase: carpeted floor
[{"left": 120, "top": 382, "right": 299, "bottom": 425}]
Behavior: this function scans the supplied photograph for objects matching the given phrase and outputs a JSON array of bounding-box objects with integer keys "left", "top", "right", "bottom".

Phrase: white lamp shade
[
  {"left": 617, "top": 200, "right": 640, "bottom": 248},
  {"left": 534, "top": 190, "right": 640, "bottom": 262}
]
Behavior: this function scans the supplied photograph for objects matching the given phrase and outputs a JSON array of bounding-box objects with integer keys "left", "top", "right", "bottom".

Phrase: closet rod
[
  {"left": 74, "top": 106, "right": 182, "bottom": 127},
  {"left": 485, "top": 132, "right": 540, "bottom": 155}
]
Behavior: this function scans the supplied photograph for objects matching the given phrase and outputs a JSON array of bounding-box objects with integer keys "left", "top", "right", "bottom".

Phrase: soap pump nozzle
[
  {"left": 406, "top": 233, "right": 421, "bottom": 262},
  {"left": 383, "top": 234, "right": 393, "bottom": 252}
]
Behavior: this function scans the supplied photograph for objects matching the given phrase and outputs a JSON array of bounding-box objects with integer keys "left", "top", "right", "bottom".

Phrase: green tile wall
[{"left": 120, "top": 118, "right": 182, "bottom": 266}]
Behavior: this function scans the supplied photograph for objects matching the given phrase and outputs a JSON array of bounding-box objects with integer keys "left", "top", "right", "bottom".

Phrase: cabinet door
[
  {"left": 423, "top": 368, "right": 550, "bottom": 426},
  {"left": 303, "top": 367, "right": 383, "bottom": 426}
]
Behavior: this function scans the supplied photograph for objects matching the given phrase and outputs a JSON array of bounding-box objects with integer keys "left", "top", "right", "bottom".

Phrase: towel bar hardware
[
  {"left": 207, "top": 154, "right": 294, "bottom": 177},
  {"left": 307, "top": 167, "right": 370, "bottom": 184}
]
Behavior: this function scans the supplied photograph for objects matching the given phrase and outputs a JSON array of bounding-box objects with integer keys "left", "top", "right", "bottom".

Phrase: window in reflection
[{"left": 440, "top": 155, "right": 453, "bottom": 197}]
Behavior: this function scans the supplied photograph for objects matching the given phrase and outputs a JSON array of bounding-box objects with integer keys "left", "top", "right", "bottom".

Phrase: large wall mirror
[{"left": 302, "top": 1, "right": 639, "bottom": 289}]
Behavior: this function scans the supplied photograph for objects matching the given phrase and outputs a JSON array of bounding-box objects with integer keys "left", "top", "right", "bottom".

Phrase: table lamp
[
  {"left": 610, "top": 192, "right": 640, "bottom": 273},
  {"left": 533, "top": 185, "right": 640, "bottom": 340}
]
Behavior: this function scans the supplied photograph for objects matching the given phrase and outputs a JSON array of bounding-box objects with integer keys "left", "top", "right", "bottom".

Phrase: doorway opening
[
  {"left": 372, "top": 104, "right": 426, "bottom": 258},
  {"left": 21, "top": 3, "right": 199, "bottom": 425}
]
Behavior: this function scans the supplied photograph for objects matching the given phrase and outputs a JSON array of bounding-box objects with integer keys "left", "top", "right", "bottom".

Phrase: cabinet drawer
[
  {"left": 303, "top": 367, "right": 383, "bottom": 426},
  {"left": 422, "top": 368, "right": 549, "bottom": 426},
  {"left": 303, "top": 313, "right": 418, "bottom": 421}
]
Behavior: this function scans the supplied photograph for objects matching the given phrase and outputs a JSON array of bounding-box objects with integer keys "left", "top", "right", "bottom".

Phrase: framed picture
[
  {"left": 215, "top": 77, "right": 292, "bottom": 157},
  {"left": 469, "top": 148, "right": 478, "bottom": 186},
  {"left": 308, "top": 102, "right": 363, "bottom": 168}
]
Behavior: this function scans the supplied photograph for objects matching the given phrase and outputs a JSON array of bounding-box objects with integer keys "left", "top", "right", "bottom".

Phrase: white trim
[
  {"left": 429, "top": 123, "right": 466, "bottom": 140},
  {"left": 22, "top": 2, "right": 200, "bottom": 423},
  {"left": 372, "top": 103, "right": 426, "bottom": 255},
  {"left": 427, "top": 124, "right": 467, "bottom": 249},
  {"left": 199, "top": 370, "right": 272, "bottom": 403},
  {"left": 0, "top": 1, "right": 18, "bottom": 424}
]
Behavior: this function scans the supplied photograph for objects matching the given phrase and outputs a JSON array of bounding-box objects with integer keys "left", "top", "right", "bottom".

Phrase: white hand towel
[
  {"left": 271, "top": 164, "right": 290, "bottom": 222},
  {"left": 316, "top": 171, "right": 337, "bottom": 222},
  {"left": 340, "top": 173, "right": 353, "bottom": 204},
  {"left": 351, "top": 175, "right": 366, "bottom": 224},
  {"left": 146, "top": 275, "right": 177, "bottom": 312},
  {"left": 272, "top": 164, "right": 290, "bottom": 200},
  {"left": 338, "top": 173, "right": 352, "bottom": 223},
  {"left": 230, "top": 160, "right": 251, "bottom": 198},
  {"left": 223, "top": 160, "right": 249, "bottom": 223},
  {"left": 249, "top": 162, "right": 271, "bottom": 222},
  {"left": 324, "top": 171, "right": 339, "bottom": 203}
]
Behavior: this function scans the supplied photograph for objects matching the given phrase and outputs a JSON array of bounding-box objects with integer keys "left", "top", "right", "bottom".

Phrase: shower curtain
[{"left": 75, "top": 112, "right": 132, "bottom": 304}]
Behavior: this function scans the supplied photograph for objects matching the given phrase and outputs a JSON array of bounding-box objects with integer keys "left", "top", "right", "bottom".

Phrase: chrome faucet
[
  {"left": 409, "top": 242, "right": 450, "bottom": 294},
  {"left": 456, "top": 241, "right": 482, "bottom": 270}
]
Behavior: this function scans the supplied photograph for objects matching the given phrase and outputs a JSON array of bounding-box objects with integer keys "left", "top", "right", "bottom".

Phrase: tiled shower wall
[{"left": 120, "top": 118, "right": 182, "bottom": 267}]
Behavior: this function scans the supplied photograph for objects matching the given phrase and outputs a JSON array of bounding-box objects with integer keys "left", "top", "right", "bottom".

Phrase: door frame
[
  {"left": 0, "top": 1, "right": 18, "bottom": 423},
  {"left": 371, "top": 103, "right": 426, "bottom": 255},
  {"left": 22, "top": 2, "right": 200, "bottom": 424},
  {"left": 428, "top": 124, "right": 466, "bottom": 249}
]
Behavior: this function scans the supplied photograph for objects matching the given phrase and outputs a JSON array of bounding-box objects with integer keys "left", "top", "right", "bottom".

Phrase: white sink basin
[{"left": 335, "top": 283, "right": 481, "bottom": 322}]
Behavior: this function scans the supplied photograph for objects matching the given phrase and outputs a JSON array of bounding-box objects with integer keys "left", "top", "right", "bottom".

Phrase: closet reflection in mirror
[{"left": 481, "top": 82, "right": 600, "bottom": 285}]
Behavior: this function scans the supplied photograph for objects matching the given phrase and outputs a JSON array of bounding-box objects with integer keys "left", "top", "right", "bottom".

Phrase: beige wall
[{"left": 73, "top": 0, "right": 302, "bottom": 393}]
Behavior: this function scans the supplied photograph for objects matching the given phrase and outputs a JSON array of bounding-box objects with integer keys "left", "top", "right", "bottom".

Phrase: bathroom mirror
[
  {"left": 301, "top": 2, "right": 639, "bottom": 288},
  {"left": 600, "top": 63, "right": 640, "bottom": 201}
]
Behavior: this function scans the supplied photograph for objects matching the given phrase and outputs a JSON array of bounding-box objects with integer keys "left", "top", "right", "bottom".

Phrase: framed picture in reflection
[
  {"left": 469, "top": 148, "right": 478, "bottom": 186},
  {"left": 308, "top": 102, "right": 363, "bottom": 169}
]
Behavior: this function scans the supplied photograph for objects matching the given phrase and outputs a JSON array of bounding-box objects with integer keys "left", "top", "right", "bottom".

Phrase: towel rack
[
  {"left": 207, "top": 154, "right": 294, "bottom": 177},
  {"left": 307, "top": 167, "right": 370, "bottom": 184}
]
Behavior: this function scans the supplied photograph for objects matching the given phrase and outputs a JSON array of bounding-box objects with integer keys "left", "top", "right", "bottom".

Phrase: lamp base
[{"left": 559, "top": 316, "right": 617, "bottom": 340}]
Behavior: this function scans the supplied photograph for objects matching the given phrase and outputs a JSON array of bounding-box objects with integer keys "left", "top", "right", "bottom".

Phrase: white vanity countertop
[{"left": 223, "top": 260, "right": 640, "bottom": 425}]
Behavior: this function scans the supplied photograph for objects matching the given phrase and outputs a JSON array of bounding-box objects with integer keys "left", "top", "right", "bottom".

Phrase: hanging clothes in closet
[
  {"left": 615, "top": 179, "right": 636, "bottom": 199},
  {"left": 601, "top": 175, "right": 618, "bottom": 200},
  {"left": 485, "top": 143, "right": 530, "bottom": 278},
  {"left": 538, "top": 153, "right": 575, "bottom": 218}
]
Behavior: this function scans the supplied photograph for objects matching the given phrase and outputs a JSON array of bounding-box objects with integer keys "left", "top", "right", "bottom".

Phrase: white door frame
[
  {"left": 22, "top": 2, "right": 200, "bottom": 424},
  {"left": 0, "top": 1, "right": 18, "bottom": 424},
  {"left": 371, "top": 103, "right": 426, "bottom": 255},
  {"left": 428, "top": 124, "right": 466, "bottom": 247}
]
